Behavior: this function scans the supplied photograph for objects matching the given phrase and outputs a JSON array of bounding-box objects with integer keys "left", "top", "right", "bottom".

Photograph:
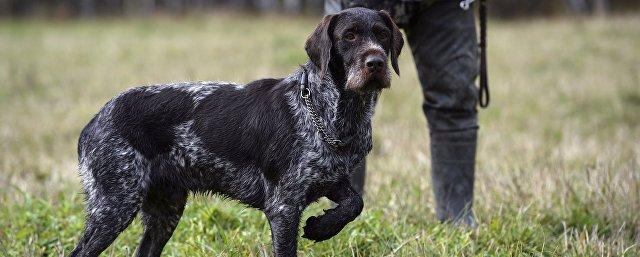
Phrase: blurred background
[
  {"left": 1, "top": 0, "right": 640, "bottom": 18},
  {"left": 1, "top": 0, "right": 639, "bottom": 256}
]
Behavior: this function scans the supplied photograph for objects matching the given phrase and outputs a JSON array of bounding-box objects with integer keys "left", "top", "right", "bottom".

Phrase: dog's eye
[
  {"left": 377, "top": 31, "right": 389, "bottom": 40},
  {"left": 344, "top": 32, "right": 356, "bottom": 41}
]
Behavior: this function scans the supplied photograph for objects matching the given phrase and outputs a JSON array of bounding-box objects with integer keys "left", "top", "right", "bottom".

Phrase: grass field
[{"left": 1, "top": 13, "right": 639, "bottom": 256}]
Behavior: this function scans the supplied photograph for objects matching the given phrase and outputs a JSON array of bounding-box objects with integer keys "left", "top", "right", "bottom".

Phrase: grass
[{"left": 1, "top": 13, "right": 639, "bottom": 256}]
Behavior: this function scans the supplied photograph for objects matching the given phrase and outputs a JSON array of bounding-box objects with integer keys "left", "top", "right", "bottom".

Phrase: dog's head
[{"left": 305, "top": 7, "right": 404, "bottom": 93}]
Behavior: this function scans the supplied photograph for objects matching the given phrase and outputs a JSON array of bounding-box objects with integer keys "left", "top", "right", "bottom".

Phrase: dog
[{"left": 70, "top": 7, "right": 403, "bottom": 257}]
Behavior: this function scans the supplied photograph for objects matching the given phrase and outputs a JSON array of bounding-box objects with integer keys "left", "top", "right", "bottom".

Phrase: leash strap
[
  {"left": 478, "top": 0, "right": 490, "bottom": 108},
  {"left": 461, "top": 0, "right": 489, "bottom": 108}
]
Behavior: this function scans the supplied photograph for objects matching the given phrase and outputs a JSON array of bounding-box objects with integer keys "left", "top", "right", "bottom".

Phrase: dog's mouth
[{"left": 346, "top": 67, "right": 390, "bottom": 93}]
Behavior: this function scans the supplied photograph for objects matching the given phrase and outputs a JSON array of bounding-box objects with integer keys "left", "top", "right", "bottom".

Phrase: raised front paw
[{"left": 302, "top": 215, "right": 341, "bottom": 242}]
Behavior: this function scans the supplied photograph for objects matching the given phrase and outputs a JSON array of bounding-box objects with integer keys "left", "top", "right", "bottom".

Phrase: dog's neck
[{"left": 293, "top": 62, "right": 379, "bottom": 152}]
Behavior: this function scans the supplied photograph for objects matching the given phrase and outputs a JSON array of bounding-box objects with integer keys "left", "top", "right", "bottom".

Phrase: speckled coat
[{"left": 70, "top": 7, "right": 403, "bottom": 257}]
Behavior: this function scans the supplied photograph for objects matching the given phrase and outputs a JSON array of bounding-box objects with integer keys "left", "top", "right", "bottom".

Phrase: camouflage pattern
[{"left": 340, "top": 0, "right": 435, "bottom": 27}]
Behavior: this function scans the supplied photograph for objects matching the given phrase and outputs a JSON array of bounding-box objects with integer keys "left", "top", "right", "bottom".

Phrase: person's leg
[{"left": 405, "top": 0, "right": 479, "bottom": 227}]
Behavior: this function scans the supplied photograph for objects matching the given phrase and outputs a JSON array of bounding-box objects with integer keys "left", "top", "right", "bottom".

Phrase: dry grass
[{"left": 0, "top": 13, "right": 639, "bottom": 256}]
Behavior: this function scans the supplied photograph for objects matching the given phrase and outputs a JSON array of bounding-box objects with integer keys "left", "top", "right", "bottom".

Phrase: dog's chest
[{"left": 306, "top": 142, "right": 369, "bottom": 180}]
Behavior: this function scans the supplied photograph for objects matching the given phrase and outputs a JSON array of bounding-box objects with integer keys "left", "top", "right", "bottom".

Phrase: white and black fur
[{"left": 70, "top": 8, "right": 403, "bottom": 257}]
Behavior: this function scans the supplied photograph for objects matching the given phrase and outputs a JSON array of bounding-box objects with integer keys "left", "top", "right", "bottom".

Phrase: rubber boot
[
  {"left": 430, "top": 129, "right": 477, "bottom": 227},
  {"left": 350, "top": 160, "right": 366, "bottom": 196}
]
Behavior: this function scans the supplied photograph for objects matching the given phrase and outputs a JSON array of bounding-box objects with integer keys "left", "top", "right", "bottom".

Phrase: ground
[{"left": 0, "top": 13, "right": 639, "bottom": 256}]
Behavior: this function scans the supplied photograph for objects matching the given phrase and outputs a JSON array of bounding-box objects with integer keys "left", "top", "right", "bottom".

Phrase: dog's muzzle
[
  {"left": 360, "top": 51, "right": 390, "bottom": 90},
  {"left": 346, "top": 45, "right": 391, "bottom": 92}
]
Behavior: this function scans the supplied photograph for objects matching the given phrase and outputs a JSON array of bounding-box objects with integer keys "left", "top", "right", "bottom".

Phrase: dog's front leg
[
  {"left": 265, "top": 202, "right": 302, "bottom": 257},
  {"left": 302, "top": 179, "right": 363, "bottom": 242}
]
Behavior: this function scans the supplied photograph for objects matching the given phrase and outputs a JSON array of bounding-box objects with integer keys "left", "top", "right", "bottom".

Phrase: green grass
[{"left": 1, "top": 13, "right": 639, "bottom": 256}]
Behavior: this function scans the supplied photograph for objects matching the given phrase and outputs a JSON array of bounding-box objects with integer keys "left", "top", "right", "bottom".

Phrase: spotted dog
[{"left": 70, "top": 7, "right": 403, "bottom": 257}]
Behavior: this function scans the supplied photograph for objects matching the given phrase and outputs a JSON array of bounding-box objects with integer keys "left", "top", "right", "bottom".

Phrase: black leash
[
  {"left": 299, "top": 66, "right": 346, "bottom": 150},
  {"left": 478, "top": 0, "right": 490, "bottom": 108},
  {"left": 459, "top": 0, "right": 491, "bottom": 108}
]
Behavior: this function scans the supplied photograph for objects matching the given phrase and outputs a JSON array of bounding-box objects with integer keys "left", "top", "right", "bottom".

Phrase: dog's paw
[
  {"left": 302, "top": 216, "right": 330, "bottom": 242},
  {"left": 301, "top": 215, "right": 339, "bottom": 242}
]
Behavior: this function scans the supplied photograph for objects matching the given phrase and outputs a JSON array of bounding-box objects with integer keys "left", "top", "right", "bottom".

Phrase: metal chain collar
[{"left": 299, "top": 67, "right": 346, "bottom": 150}]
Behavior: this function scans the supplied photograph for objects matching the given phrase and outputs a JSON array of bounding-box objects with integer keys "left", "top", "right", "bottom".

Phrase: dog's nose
[{"left": 365, "top": 56, "right": 385, "bottom": 71}]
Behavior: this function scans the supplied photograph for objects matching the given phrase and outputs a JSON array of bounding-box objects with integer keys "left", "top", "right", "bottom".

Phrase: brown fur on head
[{"left": 305, "top": 7, "right": 404, "bottom": 93}]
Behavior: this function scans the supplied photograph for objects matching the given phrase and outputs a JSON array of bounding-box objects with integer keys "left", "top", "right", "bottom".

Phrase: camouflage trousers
[
  {"left": 329, "top": 0, "right": 434, "bottom": 27},
  {"left": 325, "top": 0, "right": 480, "bottom": 194}
]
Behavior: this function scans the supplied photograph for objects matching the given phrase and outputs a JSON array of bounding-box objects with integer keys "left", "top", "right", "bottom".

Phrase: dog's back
[{"left": 77, "top": 79, "right": 299, "bottom": 209}]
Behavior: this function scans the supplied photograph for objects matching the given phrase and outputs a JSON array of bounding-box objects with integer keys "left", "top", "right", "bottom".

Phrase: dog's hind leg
[
  {"left": 135, "top": 185, "right": 187, "bottom": 257},
  {"left": 70, "top": 188, "right": 144, "bottom": 257},
  {"left": 70, "top": 199, "right": 142, "bottom": 257},
  {"left": 70, "top": 151, "right": 149, "bottom": 257}
]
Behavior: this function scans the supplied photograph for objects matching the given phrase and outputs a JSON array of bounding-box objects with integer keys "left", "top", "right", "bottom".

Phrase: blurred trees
[
  {"left": 0, "top": 0, "right": 638, "bottom": 18},
  {"left": 488, "top": 0, "right": 619, "bottom": 17},
  {"left": 0, "top": 0, "right": 324, "bottom": 17},
  {"left": 565, "top": 0, "right": 610, "bottom": 15}
]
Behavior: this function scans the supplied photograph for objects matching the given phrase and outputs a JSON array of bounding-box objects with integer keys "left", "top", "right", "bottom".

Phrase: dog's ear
[
  {"left": 378, "top": 10, "right": 404, "bottom": 75},
  {"left": 305, "top": 14, "right": 336, "bottom": 78}
]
